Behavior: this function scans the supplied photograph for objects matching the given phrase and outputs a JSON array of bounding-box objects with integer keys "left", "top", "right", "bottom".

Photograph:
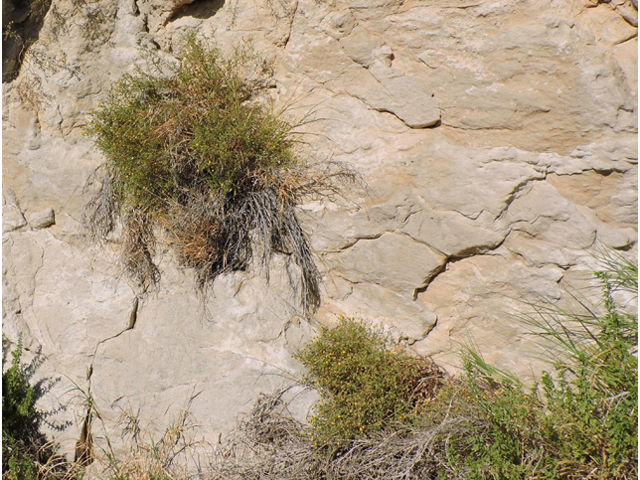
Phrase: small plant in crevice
[
  {"left": 3, "top": 335, "right": 40, "bottom": 480},
  {"left": 295, "top": 316, "right": 445, "bottom": 448},
  {"left": 533, "top": 255, "right": 638, "bottom": 479},
  {"left": 83, "top": 38, "right": 358, "bottom": 314},
  {"left": 207, "top": 325, "right": 458, "bottom": 480}
]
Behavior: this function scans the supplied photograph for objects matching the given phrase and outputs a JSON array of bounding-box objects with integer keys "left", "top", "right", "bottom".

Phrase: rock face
[{"left": 2, "top": 0, "right": 637, "bottom": 456}]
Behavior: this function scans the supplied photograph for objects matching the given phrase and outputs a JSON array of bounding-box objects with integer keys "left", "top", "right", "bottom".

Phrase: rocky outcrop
[{"left": 2, "top": 0, "right": 637, "bottom": 455}]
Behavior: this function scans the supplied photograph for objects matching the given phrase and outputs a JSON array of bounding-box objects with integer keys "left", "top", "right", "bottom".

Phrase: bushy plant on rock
[
  {"left": 296, "top": 316, "right": 445, "bottom": 448},
  {"left": 84, "top": 38, "right": 356, "bottom": 313}
]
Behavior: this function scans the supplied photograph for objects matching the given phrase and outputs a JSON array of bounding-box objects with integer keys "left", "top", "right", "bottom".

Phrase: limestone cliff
[{"left": 2, "top": 0, "right": 637, "bottom": 455}]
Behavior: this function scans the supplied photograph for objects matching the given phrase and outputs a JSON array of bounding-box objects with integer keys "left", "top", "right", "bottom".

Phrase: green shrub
[
  {"left": 84, "top": 38, "right": 356, "bottom": 313},
  {"left": 296, "top": 316, "right": 444, "bottom": 447},
  {"left": 3, "top": 336, "right": 40, "bottom": 480},
  {"left": 534, "top": 259, "right": 638, "bottom": 478},
  {"left": 86, "top": 42, "right": 293, "bottom": 212},
  {"left": 433, "top": 256, "right": 638, "bottom": 479},
  {"left": 2, "top": 337, "right": 74, "bottom": 480},
  {"left": 172, "top": 256, "right": 639, "bottom": 479},
  {"left": 432, "top": 364, "right": 550, "bottom": 479}
]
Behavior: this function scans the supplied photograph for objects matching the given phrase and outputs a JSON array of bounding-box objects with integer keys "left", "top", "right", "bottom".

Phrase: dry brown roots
[{"left": 206, "top": 389, "right": 477, "bottom": 480}]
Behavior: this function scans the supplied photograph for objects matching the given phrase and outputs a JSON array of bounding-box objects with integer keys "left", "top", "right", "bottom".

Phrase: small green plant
[
  {"left": 3, "top": 337, "right": 38, "bottom": 441},
  {"left": 432, "top": 363, "right": 551, "bottom": 479},
  {"left": 183, "top": 256, "right": 640, "bottom": 479},
  {"left": 84, "top": 38, "right": 356, "bottom": 313},
  {"left": 1, "top": 336, "right": 63, "bottom": 480},
  {"left": 3, "top": 335, "right": 40, "bottom": 480},
  {"left": 296, "top": 316, "right": 444, "bottom": 447},
  {"left": 532, "top": 257, "right": 638, "bottom": 478},
  {"left": 2, "top": 337, "right": 77, "bottom": 480}
]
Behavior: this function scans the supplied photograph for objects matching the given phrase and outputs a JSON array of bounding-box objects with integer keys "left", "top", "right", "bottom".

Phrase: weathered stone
[
  {"left": 547, "top": 171, "right": 638, "bottom": 226},
  {"left": 418, "top": 49, "right": 445, "bottom": 70},
  {"left": 3, "top": 205, "right": 27, "bottom": 232},
  {"left": 318, "top": 282, "right": 438, "bottom": 345},
  {"left": 615, "top": 2, "right": 638, "bottom": 27},
  {"left": 26, "top": 117, "right": 41, "bottom": 150},
  {"left": 401, "top": 208, "right": 506, "bottom": 257},
  {"left": 369, "top": 62, "right": 440, "bottom": 128},
  {"left": 577, "top": 205, "right": 638, "bottom": 249},
  {"left": 339, "top": 26, "right": 385, "bottom": 67},
  {"left": 342, "top": 62, "right": 441, "bottom": 128},
  {"left": 28, "top": 207, "right": 55, "bottom": 229},
  {"left": 583, "top": 3, "right": 638, "bottom": 44},
  {"left": 613, "top": 37, "right": 638, "bottom": 96},
  {"left": 320, "top": 9, "right": 357, "bottom": 39},
  {"left": 503, "top": 232, "right": 577, "bottom": 269},
  {"left": 326, "top": 232, "right": 446, "bottom": 296},
  {"left": 407, "top": 143, "right": 547, "bottom": 220},
  {"left": 83, "top": 255, "right": 318, "bottom": 455},
  {"left": 507, "top": 182, "right": 597, "bottom": 250},
  {"left": 416, "top": 251, "right": 568, "bottom": 378},
  {"left": 303, "top": 188, "right": 414, "bottom": 252},
  {"left": 1, "top": 0, "right": 636, "bottom": 456}
]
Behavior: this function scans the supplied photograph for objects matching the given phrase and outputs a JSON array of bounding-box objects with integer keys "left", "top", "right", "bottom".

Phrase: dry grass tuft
[{"left": 99, "top": 406, "right": 205, "bottom": 480}]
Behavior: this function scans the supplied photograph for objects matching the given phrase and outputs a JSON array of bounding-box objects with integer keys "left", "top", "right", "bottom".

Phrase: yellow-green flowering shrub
[{"left": 296, "top": 317, "right": 444, "bottom": 447}]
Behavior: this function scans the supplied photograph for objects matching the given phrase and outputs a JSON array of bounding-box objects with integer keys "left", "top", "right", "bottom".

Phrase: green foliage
[
  {"left": 535, "top": 268, "right": 638, "bottom": 478},
  {"left": 3, "top": 336, "right": 38, "bottom": 440},
  {"left": 85, "top": 39, "right": 294, "bottom": 212},
  {"left": 2, "top": 336, "right": 39, "bottom": 480},
  {"left": 296, "top": 316, "right": 443, "bottom": 447},
  {"left": 1, "top": 337, "right": 75, "bottom": 480},
  {"left": 4, "top": 451, "right": 38, "bottom": 480},
  {"left": 419, "top": 354, "right": 545, "bottom": 479},
  {"left": 434, "top": 371, "right": 549, "bottom": 479},
  {"left": 434, "top": 257, "right": 638, "bottom": 479}
]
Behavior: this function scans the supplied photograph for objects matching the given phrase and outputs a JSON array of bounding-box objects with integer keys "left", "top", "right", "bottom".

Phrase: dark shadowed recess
[
  {"left": 2, "top": 0, "right": 52, "bottom": 82},
  {"left": 167, "top": 0, "right": 226, "bottom": 24}
]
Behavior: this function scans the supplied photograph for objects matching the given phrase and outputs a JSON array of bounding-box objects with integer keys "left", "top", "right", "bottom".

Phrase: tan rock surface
[{"left": 2, "top": 0, "right": 636, "bottom": 453}]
